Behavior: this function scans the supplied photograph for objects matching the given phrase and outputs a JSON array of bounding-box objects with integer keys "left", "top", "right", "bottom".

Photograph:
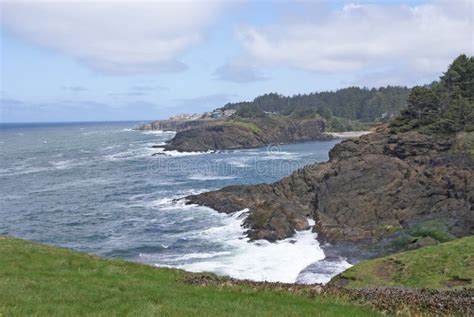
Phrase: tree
[{"left": 391, "top": 54, "right": 473, "bottom": 134}]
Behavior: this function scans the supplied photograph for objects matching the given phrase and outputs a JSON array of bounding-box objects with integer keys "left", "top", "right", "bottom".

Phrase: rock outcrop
[
  {"left": 137, "top": 119, "right": 213, "bottom": 132},
  {"left": 187, "top": 128, "right": 474, "bottom": 253},
  {"left": 163, "top": 118, "right": 327, "bottom": 152}
]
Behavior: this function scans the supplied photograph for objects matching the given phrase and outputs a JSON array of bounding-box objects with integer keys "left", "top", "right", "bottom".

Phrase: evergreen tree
[{"left": 391, "top": 54, "right": 473, "bottom": 134}]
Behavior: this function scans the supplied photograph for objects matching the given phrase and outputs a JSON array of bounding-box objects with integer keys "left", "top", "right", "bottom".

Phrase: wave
[
  {"left": 0, "top": 159, "right": 88, "bottom": 177},
  {"left": 151, "top": 148, "right": 215, "bottom": 157},
  {"left": 141, "top": 130, "right": 176, "bottom": 135},
  {"left": 119, "top": 195, "right": 344, "bottom": 284},
  {"left": 146, "top": 206, "right": 345, "bottom": 284},
  {"left": 127, "top": 189, "right": 208, "bottom": 210},
  {"left": 296, "top": 258, "right": 352, "bottom": 284},
  {"left": 0, "top": 165, "right": 50, "bottom": 177},
  {"left": 48, "top": 159, "right": 84, "bottom": 170},
  {"left": 215, "top": 157, "right": 252, "bottom": 168},
  {"left": 103, "top": 147, "right": 156, "bottom": 161},
  {"left": 187, "top": 174, "right": 237, "bottom": 181},
  {"left": 28, "top": 178, "right": 115, "bottom": 194},
  {"left": 164, "top": 251, "right": 232, "bottom": 262}
]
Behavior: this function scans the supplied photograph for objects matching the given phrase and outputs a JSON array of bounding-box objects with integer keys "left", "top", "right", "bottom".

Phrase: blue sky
[{"left": 0, "top": 0, "right": 472, "bottom": 122}]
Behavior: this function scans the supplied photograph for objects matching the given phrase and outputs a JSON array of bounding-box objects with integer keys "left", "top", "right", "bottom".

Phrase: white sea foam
[
  {"left": 131, "top": 189, "right": 208, "bottom": 210},
  {"left": 215, "top": 157, "right": 252, "bottom": 168},
  {"left": 103, "top": 147, "right": 156, "bottom": 161},
  {"left": 48, "top": 159, "right": 82, "bottom": 170},
  {"left": 0, "top": 165, "right": 49, "bottom": 176},
  {"left": 169, "top": 251, "right": 232, "bottom": 261},
  {"left": 259, "top": 151, "right": 302, "bottom": 161},
  {"left": 150, "top": 142, "right": 166, "bottom": 147},
  {"left": 326, "top": 131, "right": 371, "bottom": 139},
  {"left": 126, "top": 194, "right": 343, "bottom": 284},
  {"left": 147, "top": 205, "right": 338, "bottom": 284},
  {"left": 141, "top": 130, "right": 176, "bottom": 136},
  {"left": 0, "top": 158, "right": 88, "bottom": 176},
  {"left": 187, "top": 174, "right": 237, "bottom": 181},
  {"left": 151, "top": 148, "right": 215, "bottom": 157},
  {"left": 228, "top": 160, "right": 250, "bottom": 168}
]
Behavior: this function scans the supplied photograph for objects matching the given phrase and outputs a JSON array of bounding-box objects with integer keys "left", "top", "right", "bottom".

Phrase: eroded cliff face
[
  {"left": 187, "top": 129, "right": 474, "bottom": 250},
  {"left": 163, "top": 118, "right": 327, "bottom": 152}
]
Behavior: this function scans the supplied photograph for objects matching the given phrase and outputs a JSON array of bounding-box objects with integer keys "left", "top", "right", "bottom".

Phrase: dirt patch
[
  {"left": 181, "top": 273, "right": 324, "bottom": 297},
  {"left": 442, "top": 277, "right": 472, "bottom": 288},
  {"left": 373, "top": 258, "right": 402, "bottom": 282}
]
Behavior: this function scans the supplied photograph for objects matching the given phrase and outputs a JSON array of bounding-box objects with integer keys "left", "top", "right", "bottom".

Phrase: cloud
[
  {"left": 173, "top": 93, "right": 238, "bottom": 112},
  {"left": 132, "top": 84, "right": 168, "bottom": 92},
  {"left": 0, "top": 93, "right": 240, "bottom": 122},
  {"left": 0, "top": 0, "right": 228, "bottom": 75},
  {"left": 236, "top": 0, "right": 473, "bottom": 84},
  {"left": 61, "top": 85, "right": 87, "bottom": 92},
  {"left": 108, "top": 84, "right": 168, "bottom": 98},
  {"left": 0, "top": 97, "right": 161, "bottom": 122},
  {"left": 108, "top": 91, "right": 149, "bottom": 98},
  {"left": 214, "top": 58, "right": 269, "bottom": 83}
]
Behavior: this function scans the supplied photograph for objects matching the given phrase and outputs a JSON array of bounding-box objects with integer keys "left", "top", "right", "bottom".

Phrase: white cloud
[
  {"left": 236, "top": 0, "right": 474, "bottom": 84},
  {"left": 0, "top": 0, "right": 228, "bottom": 74},
  {"left": 214, "top": 57, "right": 268, "bottom": 83}
]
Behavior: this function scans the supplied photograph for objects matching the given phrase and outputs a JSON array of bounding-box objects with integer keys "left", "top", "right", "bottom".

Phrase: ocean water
[{"left": 0, "top": 121, "right": 350, "bottom": 284}]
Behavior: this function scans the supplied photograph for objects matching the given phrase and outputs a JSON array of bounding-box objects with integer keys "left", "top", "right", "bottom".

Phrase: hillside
[
  {"left": 2, "top": 236, "right": 472, "bottom": 316},
  {"left": 0, "top": 236, "right": 379, "bottom": 317},
  {"left": 330, "top": 236, "right": 474, "bottom": 289},
  {"left": 222, "top": 86, "right": 410, "bottom": 123}
]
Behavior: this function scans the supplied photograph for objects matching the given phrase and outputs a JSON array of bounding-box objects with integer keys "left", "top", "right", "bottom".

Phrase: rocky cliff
[
  {"left": 163, "top": 117, "right": 327, "bottom": 152},
  {"left": 138, "top": 119, "right": 213, "bottom": 132},
  {"left": 187, "top": 128, "right": 474, "bottom": 255}
]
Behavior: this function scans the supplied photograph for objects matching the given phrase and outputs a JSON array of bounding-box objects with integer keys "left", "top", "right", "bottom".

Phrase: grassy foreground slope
[
  {"left": 0, "top": 237, "right": 380, "bottom": 317},
  {"left": 332, "top": 236, "right": 474, "bottom": 289}
]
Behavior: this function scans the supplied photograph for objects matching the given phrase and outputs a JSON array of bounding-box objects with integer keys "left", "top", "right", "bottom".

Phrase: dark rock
[
  {"left": 186, "top": 129, "right": 474, "bottom": 255},
  {"left": 408, "top": 236, "right": 439, "bottom": 249},
  {"left": 163, "top": 118, "right": 327, "bottom": 152}
]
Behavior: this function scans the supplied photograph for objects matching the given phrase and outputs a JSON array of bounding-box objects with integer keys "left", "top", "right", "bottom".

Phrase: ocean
[{"left": 0, "top": 121, "right": 350, "bottom": 283}]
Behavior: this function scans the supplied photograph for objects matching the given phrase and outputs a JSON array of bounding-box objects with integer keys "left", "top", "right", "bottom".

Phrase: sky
[{"left": 0, "top": 0, "right": 472, "bottom": 123}]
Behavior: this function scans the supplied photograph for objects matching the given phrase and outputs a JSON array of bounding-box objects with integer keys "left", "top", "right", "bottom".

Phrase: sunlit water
[{"left": 0, "top": 121, "right": 350, "bottom": 283}]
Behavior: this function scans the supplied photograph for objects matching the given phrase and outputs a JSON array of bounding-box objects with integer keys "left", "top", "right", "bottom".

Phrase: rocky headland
[
  {"left": 138, "top": 118, "right": 214, "bottom": 133},
  {"left": 186, "top": 127, "right": 474, "bottom": 258},
  {"left": 157, "top": 116, "right": 328, "bottom": 152}
]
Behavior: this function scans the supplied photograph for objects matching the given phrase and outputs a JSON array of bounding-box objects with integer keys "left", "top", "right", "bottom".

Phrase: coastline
[{"left": 324, "top": 131, "right": 371, "bottom": 138}]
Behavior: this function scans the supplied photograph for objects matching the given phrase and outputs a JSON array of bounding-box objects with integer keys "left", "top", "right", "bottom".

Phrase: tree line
[
  {"left": 222, "top": 86, "right": 411, "bottom": 123},
  {"left": 391, "top": 54, "right": 473, "bottom": 134}
]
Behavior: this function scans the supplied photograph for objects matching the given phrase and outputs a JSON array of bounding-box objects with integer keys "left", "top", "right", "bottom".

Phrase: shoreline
[{"left": 324, "top": 131, "right": 371, "bottom": 138}]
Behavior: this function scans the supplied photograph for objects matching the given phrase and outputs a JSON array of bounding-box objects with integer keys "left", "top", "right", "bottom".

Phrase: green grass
[
  {"left": 226, "top": 120, "right": 262, "bottom": 134},
  {"left": 405, "top": 220, "right": 456, "bottom": 243},
  {"left": 332, "top": 236, "right": 474, "bottom": 289},
  {"left": 0, "top": 236, "right": 380, "bottom": 317}
]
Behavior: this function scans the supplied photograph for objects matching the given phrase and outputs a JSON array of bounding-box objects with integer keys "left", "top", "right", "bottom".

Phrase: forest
[{"left": 222, "top": 86, "right": 411, "bottom": 125}]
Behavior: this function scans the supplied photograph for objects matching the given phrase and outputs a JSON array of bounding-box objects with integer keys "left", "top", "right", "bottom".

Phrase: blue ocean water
[{"left": 0, "top": 121, "right": 349, "bottom": 283}]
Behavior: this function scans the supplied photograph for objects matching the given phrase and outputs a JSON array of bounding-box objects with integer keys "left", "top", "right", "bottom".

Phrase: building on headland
[
  {"left": 211, "top": 109, "right": 223, "bottom": 118},
  {"left": 169, "top": 113, "right": 202, "bottom": 121},
  {"left": 223, "top": 109, "right": 236, "bottom": 117},
  {"left": 169, "top": 109, "right": 236, "bottom": 121}
]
